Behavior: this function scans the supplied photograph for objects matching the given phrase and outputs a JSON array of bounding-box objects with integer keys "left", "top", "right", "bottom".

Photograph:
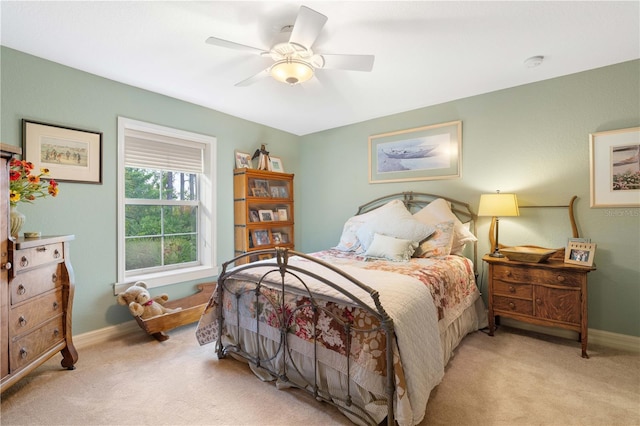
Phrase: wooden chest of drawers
[
  {"left": 1, "top": 235, "right": 78, "bottom": 392},
  {"left": 484, "top": 255, "right": 595, "bottom": 358}
]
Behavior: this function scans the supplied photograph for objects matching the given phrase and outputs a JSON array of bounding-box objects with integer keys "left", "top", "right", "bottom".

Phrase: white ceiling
[{"left": 1, "top": 1, "right": 638, "bottom": 136}]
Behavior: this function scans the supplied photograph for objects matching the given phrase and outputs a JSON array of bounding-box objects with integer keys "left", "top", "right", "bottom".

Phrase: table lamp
[{"left": 478, "top": 191, "right": 519, "bottom": 257}]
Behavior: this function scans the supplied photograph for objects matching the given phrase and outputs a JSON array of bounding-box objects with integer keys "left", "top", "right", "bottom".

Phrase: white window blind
[{"left": 124, "top": 129, "right": 204, "bottom": 174}]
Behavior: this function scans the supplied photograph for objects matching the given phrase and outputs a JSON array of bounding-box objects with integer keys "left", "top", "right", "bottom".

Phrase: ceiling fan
[{"left": 205, "top": 5, "right": 375, "bottom": 87}]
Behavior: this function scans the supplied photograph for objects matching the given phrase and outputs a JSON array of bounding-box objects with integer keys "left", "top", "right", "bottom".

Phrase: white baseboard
[
  {"left": 500, "top": 318, "right": 640, "bottom": 353},
  {"left": 73, "top": 321, "right": 140, "bottom": 349}
]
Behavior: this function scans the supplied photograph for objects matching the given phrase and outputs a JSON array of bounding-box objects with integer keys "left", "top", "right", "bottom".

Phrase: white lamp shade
[{"left": 478, "top": 193, "right": 519, "bottom": 217}]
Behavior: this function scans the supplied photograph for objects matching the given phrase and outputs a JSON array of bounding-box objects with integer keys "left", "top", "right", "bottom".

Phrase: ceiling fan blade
[
  {"left": 289, "top": 6, "right": 328, "bottom": 50},
  {"left": 205, "top": 37, "right": 265, "bottom": 55},
  {"left": 235, "top": 68, "right": 271, "bottom": 87},
  {"left": 320, "top": 54, "right": 375, "bottom": 72}
]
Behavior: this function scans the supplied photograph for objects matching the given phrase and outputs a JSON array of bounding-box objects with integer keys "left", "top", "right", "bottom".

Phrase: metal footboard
[{"left": 215, "top": 247, "right": 396, "bottom": 426}]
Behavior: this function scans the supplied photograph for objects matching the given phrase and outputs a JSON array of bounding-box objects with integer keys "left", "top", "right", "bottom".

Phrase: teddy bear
[{"left": 117, "top": 281, "right": 181, "bottom": 320}]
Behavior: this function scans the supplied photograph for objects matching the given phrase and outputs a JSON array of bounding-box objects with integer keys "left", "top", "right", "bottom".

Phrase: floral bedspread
[{"left": 197, "top": 250, "right": 479, "bottom": 425}]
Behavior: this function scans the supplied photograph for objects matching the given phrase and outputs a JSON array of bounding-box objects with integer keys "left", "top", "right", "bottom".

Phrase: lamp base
[{"left": 489, "top": 250, "right": 505, "bottom": 258}]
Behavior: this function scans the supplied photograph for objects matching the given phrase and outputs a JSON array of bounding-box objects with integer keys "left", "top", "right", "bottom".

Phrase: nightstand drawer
[
  {"left": 10, "top": 263, "right": 62, "bottom": 305},
  {"left": 493, "top": 281, "right": 532, "bottom": 299},
  {"left": 493, "top": 295, "right": 533, "bottom": 316},
  {"left": 9, "top": 315, "right": 64, "bottom": 373}
]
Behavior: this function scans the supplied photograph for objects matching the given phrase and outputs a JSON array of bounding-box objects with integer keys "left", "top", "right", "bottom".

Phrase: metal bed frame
[{"left": 214, "top": 192, "right": 477, "bottom": 425}]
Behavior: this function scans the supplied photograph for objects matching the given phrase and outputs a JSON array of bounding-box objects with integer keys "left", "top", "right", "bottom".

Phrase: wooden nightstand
[{"left": 484, "top": 254, "right": 595, "bottom": 358}]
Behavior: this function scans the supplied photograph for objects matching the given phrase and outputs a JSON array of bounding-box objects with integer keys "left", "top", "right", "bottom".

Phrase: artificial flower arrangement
[{"left": 9, "top": 159, "right": 59, "bottom": 206}]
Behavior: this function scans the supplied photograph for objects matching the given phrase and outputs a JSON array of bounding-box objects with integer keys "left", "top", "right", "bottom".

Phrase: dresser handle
[
  {"left": 17, "top": 284, "right": 26, "bottom": 295},
  {"left": 52, "top": 273, "right": 58, "bottom": 283},
  {"left": 508, "top": 286, "right": 516, "bottom": 293},
  {"left": 2, "top": 262, "right": 11, "bottom": 271},
  {"left": 36, "top": 246, "right": 48, "bottom": 252},
  {"left": 508, "top": 302, "right": 516, "bottom": 310},
  {"left": 53, "top": 301, "right": 59, "bottom": 310},
  {"left": 18, "top": 316, "right": 27, "bottom": 327},
  {"left": 557, "top": 275, "right": 565, "bottom": 282},
  {"left": 505, "top": 271, "right": 512, "bottom": 277},
  {"left": 20, "top": 348, "right": 28, "bottom": 359},
  {"left": 53, "top": 249, "right": 61, "bottom": 259},
  {"left": 20, "top": 256, "right": 29, "bottom": 267},
  {"left": 536, "top": 298, "right": 542, "bottom": 305},
  {"left": 53, "top": 328, "right": 60, "bottom": 338}
]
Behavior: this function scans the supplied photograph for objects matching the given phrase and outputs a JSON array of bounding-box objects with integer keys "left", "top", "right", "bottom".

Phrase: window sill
[{"left": 114, "top": 265, "right": 219, "bottom": 294}]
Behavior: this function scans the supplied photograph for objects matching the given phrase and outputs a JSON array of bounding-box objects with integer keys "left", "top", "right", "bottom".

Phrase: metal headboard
[{"left": 356, "top": 191, "right": 478, "bottom": 272}]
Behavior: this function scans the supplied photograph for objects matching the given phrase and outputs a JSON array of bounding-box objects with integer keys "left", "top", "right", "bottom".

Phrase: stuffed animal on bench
[{"left": 117, "top": 281, "right": 181, "bottom": 320}]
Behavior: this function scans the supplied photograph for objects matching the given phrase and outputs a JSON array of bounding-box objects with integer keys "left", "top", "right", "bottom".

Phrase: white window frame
[{"left": 115, "top": 117, "right": 217, "bottom": 293}]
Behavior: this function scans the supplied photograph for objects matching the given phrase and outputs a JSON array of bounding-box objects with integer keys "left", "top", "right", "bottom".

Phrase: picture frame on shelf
[
  {"left": 249, "top": 210, "right": 260, "bottom": 222},
  {"left": 270, "top": 187, "right": 280, "bottom": 198},
  {"left": 252, "top": 230, "right": 270, "bottom": 246},
  {"left": 23, "top": 119, "right": 103, "bottom": 184},
  {"left": 253, "top": 179, "right": 270, "bottom": 195},
  {"left": 269, "top": 156, "right": 285, "bottom": 172},
  {"left": 258, "top": 210, "right": 274, "bottom": 221},
  {"left": 280, "top": 233, "right": 289, "bottom": 244},
  {"left": 278, "top": 186, "right": 289, "bottom": 198},
  {"left": 368, "top": 120, "right": 462, "bottom": 184},
  {"left": 272, "top": 232, "right": 282, "bottom": 244},
  {"left": 251, "top": 187, "right": 269, "bottom": 197},
  {"left": 589, "top": 127, "right": 640, "bottom": 207},
  {"left": 277, "top": 208, "right": 288, "bottom": 221},
  {"left": 564, "top": 241, "right": 596, "bottom": 267},
  {"left": 235, "top": 151, "right": 253, "bottom": 169}
]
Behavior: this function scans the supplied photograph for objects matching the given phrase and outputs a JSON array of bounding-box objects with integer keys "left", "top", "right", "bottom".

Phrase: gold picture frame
[{"left": 368, "top": 120, "right": 461, "bottom": 183}]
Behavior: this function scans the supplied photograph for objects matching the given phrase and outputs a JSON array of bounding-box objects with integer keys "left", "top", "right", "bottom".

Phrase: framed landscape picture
[
  {"left": 369, "top": 120, "right": 461, "bottom": 183},
  {"left": 23, "top": 119, "right": 103, "bottom": 184},
  {"left": 590, "top": 127, "right": 640, "bottom": 207}
]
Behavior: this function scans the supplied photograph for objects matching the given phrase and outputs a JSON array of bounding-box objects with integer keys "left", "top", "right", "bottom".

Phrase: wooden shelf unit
[{"left": 233, "top": 168, "right": 294, "bottom": 264}]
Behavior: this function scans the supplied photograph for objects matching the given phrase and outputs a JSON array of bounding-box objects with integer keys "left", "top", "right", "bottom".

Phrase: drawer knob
[
  {"left": 18, "top": 316, "right": 27, "bottom": 327},
  {"left": 20, "top": 256, "right": 29, "bottom": 267},
  {"left": 505, "top": 271, "right": 512, "bottom": 277},
  {"left": 508, "top": 286, "right": 516, "bottom": 293},
  {"left": 20, "top": 348, "right": 28, "bottom": 359},
  {"left": 53, "top": 328, "right": 60, "bottom": 338},
  {"left": 36, "top": 246, "right": 48, "bottom": 252},
  {"left": 536, "top": 298, "right": 542, "bottom": 305},
  {"left": 53, "top": 249, "right": 61, "bottom": 259},
  {"left": 2, "top": 262, "right": 11, "bottom": 271},
  {"left": 17, "top": 284, "right": 26, "bottom": 295},
  {"left": 52, "top": 273, "right": 58, "bottom": 283},
  {"left": 53, "top": 301, "right": 59, "bottom": 310},
  {"left": 508, "top": 302, "right": 516, "bottom": 310},
  {"left": 557, "top": 275, "right": 565, "bottom": 282}
]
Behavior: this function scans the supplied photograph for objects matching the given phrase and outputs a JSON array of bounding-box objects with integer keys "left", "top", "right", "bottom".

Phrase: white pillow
[
  {"left": 413, "top": 221, "right": 455, "bottom": 258},
  {"left": 413, "top": 198, "right": 477, "bottom": 254},
  {"left": 356, "top": 202, "right": 435, "bottom": 252},
  {"left": 364, "top": 233, "right": 418, "bottom": 262},
  {"left": 334, "top": 199, "right": 406, "bottom": 252}
]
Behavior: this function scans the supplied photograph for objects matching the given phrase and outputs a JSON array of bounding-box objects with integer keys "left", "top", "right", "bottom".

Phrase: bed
[{"left": 196, "top": 192, "right": 487, "bottom": 425}]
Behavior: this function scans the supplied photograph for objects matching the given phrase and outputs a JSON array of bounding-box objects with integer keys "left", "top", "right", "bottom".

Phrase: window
[{"left": 116, "top": 117, "right": 217, "bottom": 292}]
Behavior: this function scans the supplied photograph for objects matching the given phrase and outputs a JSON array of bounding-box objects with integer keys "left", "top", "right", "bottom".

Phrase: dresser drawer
[
  {"left": 9, "top": 315, "right": 64, "bottom": 373},
  {"left": 494, "top": 264, "right": 582, "bottom": 288},
  {"left": 9, "top": 288, "right": 63, "bottom": 336},
  {"left": 493, "top": 295, "right": 533, "bottom": 316},
  {"left": 10, "top": 263, "right": 62, "bottom": 305},
  {"left": 12, "top": 242, "right": 64, "bottom": 273},
  {"left": 493, "top": 280, "right": 532, "bottom": 299}
]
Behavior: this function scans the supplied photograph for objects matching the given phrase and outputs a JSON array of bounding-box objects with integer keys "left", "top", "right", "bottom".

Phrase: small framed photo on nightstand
[{"left": 565, "top": 241, "right": 596, "bottom": 267}]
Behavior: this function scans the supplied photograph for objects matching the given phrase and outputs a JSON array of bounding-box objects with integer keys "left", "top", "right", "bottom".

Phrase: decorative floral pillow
[
  {"left": 334, "top": 199, "right": 406, "bottom": 252},
  {"left": 364, "top": 233, "right": 418, "bottom": 262},
  {"left": 413, "top": 198, "right": 477, "bottom": 254},
  {"left": 413, "top": 221, "right": 455, "bottom": 258}
]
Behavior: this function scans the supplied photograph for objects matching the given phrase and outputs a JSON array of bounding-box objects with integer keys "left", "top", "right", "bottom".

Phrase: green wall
[
  {"left": 0, "top": 47, "right": 300, "bottom": 334},
  {"left": 298, "top": 60, "right": 640, "bottom": 337},
  {"left": 2, "top": 46, "right": 639, "bottom": 338}
]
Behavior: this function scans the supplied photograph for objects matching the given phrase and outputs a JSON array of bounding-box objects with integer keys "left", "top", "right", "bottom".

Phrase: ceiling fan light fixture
[{"left": 270, "top": 59, "right": 314, "bottom": 85}]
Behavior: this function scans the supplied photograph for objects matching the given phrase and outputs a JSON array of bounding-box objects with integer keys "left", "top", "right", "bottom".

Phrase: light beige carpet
[{"left": 1, "top": 323, "right": 638, "bottom": 425}]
